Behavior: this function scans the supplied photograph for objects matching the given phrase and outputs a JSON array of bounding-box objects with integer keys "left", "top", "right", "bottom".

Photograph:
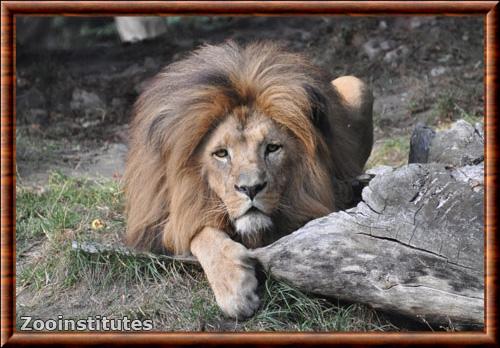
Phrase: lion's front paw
[
  {"left": 212, "top": 255, "right": 260, "bottom": 318},
  {"left": 190, "top": 228, "right": 261, "bottom": 319},
  {"left": 209, "top": 241, "right": 260, "bottom": 319},
  {"left": 210, "top": 241, "right": 260, "bottom": 319}
]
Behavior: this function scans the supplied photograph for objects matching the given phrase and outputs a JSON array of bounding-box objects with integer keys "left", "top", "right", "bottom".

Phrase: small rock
[
  {"left": 383, "top": 45, "right": 409, "bottom": 63},
  {"left": 409, "top": 17, "right": 436, "bottom": 30},
  {"left": 81, "top": 119, "right": 101, "bottom": 128},
  {"left": 409, "top": 17, "right": 423, "bottom": 29},
  {"left": 16, "top": 76, "right": 30, "bottom": 88},
  {"left": 362, "top": 39, "right": 381, "bottom": 60},
  {"left": 430, "top": 66, "right": 447, "bottom": 77},
  {"left": 438, "top": 54, "right": 452, "bottom": 63},
  {"left": 379, "top": 20, "right": 388, "bottom": 30},
  {"left": 362, "top": 39, "right": 395, "bottom": 60},
  {"left": 379, "top": 40, "right": 392, "bottom": 51},
  {"left": 70, "top": 89, "right": 105, "bottom": 111}
]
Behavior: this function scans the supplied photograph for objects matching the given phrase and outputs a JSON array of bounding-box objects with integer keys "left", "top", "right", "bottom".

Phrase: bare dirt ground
[
  {"left": 16, "top": 16, "right": 483, "bottom": 184},
  {"left": 15, "top": 16, "right": 484, "bottom": 331}
]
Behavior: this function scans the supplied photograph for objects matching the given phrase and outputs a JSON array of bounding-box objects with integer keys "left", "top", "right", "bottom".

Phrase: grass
[
  {"left": 16, "top": 172, "right": 123, "bottom": 253},
  {"left": 432, "top": 93, "right": 484, "bottom": 128},
  {"left": 366, "top": 135, "right": 411, "bottom": 169},
  {"left": 16, "top": 172, "right": 124, "bottom": 290},
  {"left": 16, "top": 172, "right": 397, "bottom": 332},
  {"left": 246, "top": 277, "right": 394, "bottom": 331}
]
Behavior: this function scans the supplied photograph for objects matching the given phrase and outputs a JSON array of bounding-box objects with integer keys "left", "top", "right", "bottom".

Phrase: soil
[
  {"left": 16, "top": 16, "right": 483, "bottom": 184},
  {"left": 15, "top": 15, "right": 484, "bottom": 330}
]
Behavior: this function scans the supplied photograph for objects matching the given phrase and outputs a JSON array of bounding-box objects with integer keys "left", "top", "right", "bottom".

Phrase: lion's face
[{"left": 200, "top": 107, "right": 298, "bottom": 243}]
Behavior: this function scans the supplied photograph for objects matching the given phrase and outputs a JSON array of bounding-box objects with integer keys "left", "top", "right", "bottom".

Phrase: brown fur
[{"left": 124, "top": 41, "right": 373, "bottom": 256}]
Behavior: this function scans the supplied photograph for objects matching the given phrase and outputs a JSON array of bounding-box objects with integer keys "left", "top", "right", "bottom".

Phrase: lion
[{"left": 124, "top": 41, "right": 373, "bottom": 319}]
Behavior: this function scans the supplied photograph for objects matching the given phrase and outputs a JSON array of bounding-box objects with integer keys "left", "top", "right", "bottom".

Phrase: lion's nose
[{"left": 234, "top": 182, "right": 267, "bottom": 200}]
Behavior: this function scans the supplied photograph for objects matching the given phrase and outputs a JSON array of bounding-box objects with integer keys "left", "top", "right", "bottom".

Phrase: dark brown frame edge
[{"left": 1, "top": 1, "right": 498, "bottom": 347}]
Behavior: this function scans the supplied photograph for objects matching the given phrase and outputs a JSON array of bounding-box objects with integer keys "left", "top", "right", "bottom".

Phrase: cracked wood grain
[{"left": 252, "top": 121, "right": 484, "bottom": 329}]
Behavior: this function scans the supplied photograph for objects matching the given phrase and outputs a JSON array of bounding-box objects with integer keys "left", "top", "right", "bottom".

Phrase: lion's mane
[{"left": 124, "top": 41, "right": 368, "bottom": 254}]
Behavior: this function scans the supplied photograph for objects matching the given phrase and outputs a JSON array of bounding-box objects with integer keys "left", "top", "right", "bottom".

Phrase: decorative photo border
[{"left": 1, "top": 1, "right": 498, "bottom": 346}]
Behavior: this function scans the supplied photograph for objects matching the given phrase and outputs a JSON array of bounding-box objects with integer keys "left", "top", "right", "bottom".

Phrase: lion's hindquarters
[{"left": 331, "top": 76, "right": 374, "bottom": 174}]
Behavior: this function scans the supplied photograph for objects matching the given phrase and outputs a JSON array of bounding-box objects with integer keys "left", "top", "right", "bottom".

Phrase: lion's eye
[
  {"left": 266, "top": 144, "right": 282, "bottom": 154},
  {"left": 213, "top": 149, "right": 229, "bottom": 158}
]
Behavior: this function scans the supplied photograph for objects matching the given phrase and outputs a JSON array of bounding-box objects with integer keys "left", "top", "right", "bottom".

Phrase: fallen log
[{"left": 252, "top": 120, "right": 484, "bottom": 329}]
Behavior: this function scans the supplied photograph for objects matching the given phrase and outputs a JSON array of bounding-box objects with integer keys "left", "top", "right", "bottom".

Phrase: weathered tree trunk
[{"left": 252, "top": 120, "right": 484, "bottom": 328}]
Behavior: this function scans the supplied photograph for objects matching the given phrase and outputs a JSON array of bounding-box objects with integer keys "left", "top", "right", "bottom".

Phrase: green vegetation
[
  {"left": 366, "top": 135, "right": 411, "bottom": 169},
  {"left": 433, "top": 93, "right": 484, "bottom": 128},
  {"left": 245, "top": 277, "right": 394, "bottom": 331},
  {"left": 17, "top": 172, "right": 124, "bottom": 290},
  {"left": 16, "top": 173, "right": 396, "bottom": 332}
]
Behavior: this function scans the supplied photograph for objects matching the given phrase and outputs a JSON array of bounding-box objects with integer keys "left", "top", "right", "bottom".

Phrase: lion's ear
[{"left": 303, "top": 84, "right": 332, "bottom": 138}]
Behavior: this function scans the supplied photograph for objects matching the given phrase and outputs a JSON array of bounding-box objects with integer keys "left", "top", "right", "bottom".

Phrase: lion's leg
[
  {"left": 190, "top": 227, "right": 260, "bottom": 318},
  {"left": 331, "top": 76, "right": 374, "bottom": 168}
]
